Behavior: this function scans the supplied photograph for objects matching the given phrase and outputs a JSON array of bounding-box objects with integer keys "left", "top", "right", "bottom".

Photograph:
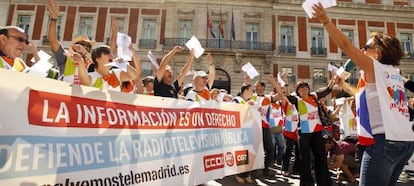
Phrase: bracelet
[
  {"left": 284, "top": 84, "right": 289, "bottom": 87},
  {"left": 209, "top": 63, "right": 214, "bottom": 66},
  {"left": 50, "top": 18, "right": 58, "bottom": 21},
  {"left": 321, "top": 19, "right": 331, "bottom": 26}
]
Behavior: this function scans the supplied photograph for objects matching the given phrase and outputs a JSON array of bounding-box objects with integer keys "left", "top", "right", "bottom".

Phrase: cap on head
[{"left": 193, "top": 71, "right": 208, "bottom": 80}]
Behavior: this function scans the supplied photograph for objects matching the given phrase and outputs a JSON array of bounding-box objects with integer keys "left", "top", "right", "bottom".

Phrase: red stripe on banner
[{"left": 27, "top": 89, "right": 241, "bottom": 129}]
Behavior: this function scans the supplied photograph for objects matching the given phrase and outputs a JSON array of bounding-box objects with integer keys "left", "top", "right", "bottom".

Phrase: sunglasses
[
  {"left": 7, "top": 35, "right": 29, "bottom": 45},
  {"left": 298, "top": 83, "right": 309, "bottom": 88},
  {"left": 364, "top": 44, "right": 375, "bottom": 51}
]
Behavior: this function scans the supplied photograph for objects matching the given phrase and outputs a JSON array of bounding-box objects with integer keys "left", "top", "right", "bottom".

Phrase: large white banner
[{"left": 0, "top": 69, "right": 264, "bottom": 185}]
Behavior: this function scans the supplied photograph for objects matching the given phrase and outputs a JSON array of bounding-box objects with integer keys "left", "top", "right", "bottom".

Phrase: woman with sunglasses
[
  {"left": 313, "top": 3, "right": 414, "bottom": 186},
  {"left": 291, "top": 78, "right": 336, "bottom": 186}
]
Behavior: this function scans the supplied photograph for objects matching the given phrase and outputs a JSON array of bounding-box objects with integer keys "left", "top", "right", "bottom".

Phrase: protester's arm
[
  {"left": 403, "top": 77, "right": 414, "bottom": 93},
  {"left": 337, "top": 77, "right": 357, "bottom": 96},
  {"left": 26, "top": 42, "right": 40, "bottom": 64},
  {"left": 156, "top": 46, "right": 182, "bottom": 82},
  {"left": 47, "top": 0, "right": 60, "bottom": 53},
  {"left": 206, "top": 53, "right": 215, "bottom": 88},
  {"left": 68, "top": 52, "right": 90, "bottom": 86},
  {"left": 313, "top": 3, "right": 374, "bottom": 81},
  {"left": 131, "top": 46, "right": 144, "bottom": 94},
  {"left": 176, "top": 49, "right": 195, "bottom": 86},
  {"left": 109, "top": 17, "right": 118, "bottom": 55},
  {"left": 268, "top": 75, "right": 286, "bottom": 106},
  {"left": 316, "top": 76, "right": 336, "bottom": 99}
]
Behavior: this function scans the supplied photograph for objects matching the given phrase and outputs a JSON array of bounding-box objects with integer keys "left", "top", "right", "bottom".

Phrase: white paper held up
[
  {"left": 302, "top": 0, "right": 337, "bottom": 18},
  {"left": 185, "top": 36, "right": 205, "bottom": 59},
  {"left": 328, "top": 63, "right": 339, "bottom": 73},
  {"left": 116, "top": 32, "right": 132, "bottom": 61},
  {"left": 147, "top": 51, "right": 160, "bottom": 70},
  {"left": 28, "top": 59, "right": 53, "bottom": 77},
  {"left": 277, "top": 72, "right": 286, "bottom": 87},
  {"left": 241, "top": 62, "right": 259, "bottom": 79}
]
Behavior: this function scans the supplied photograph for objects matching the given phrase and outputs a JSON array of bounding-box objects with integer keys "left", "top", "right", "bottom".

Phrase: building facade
[{"left": 2, "top": 0, "right": 414, "bottom": 94}]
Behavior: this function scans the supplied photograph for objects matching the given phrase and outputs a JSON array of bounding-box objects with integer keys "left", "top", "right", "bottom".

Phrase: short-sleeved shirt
[
  {"left": 154, "top": 77, "right": 180, "bottom": 98},
  {"left": 333, "top": 141, "right": 356, "bottom": 155}
]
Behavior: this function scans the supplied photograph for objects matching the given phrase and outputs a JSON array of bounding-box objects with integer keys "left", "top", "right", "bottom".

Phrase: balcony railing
[
  {"left": 313, "top": 76, "right": 328, "bottom": 84},
  {"left": 279, "top": 45, "right": 296, "bottom": 55},
  {"left": 139, "top": 39, "right": 157, "bottom": 49},
  {"left": 310, "top": 47, "right": 327, "bottom": 56},
  {"left": 163, "top": 38, "right": 273, "bottom": 51}
]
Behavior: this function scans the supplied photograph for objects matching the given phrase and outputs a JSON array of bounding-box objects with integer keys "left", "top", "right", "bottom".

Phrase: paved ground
[{"left": 202, "top": 165, "right": 414, "bottom": 186}]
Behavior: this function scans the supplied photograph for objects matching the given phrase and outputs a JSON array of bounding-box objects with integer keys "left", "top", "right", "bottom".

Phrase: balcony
[
  {"left": 279, "top": 45, "right": 296, "bottom": 55},
  {"left": 163, "top": 38, "right": 273, "bottom": 51},
  {"left": 313, "top": 76, "right": 328, "bottom": 84},
  {"left": 139, "top": 39, "right": 157, "bottom": 49},
  {"left": 164, "top": 38, "right": 189, "bottom": 47},
  {"left": 310, "top": 47, "right": 327, "bottom": 56}
]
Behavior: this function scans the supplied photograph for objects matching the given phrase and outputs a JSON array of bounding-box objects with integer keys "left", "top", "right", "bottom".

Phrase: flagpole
[
  {"left": 219, "top": 3, "right": 221, "bottom": 48},
  {"left": 206, "top": 4, "right": 208, "bottom": 47}
]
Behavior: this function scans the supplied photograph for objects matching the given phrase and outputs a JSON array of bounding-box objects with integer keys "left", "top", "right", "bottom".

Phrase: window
[
  {"left": 140, "top": 19, "right": 157, "bottom": 49},
  {"left": 246, "top": 23, "right": 259, "bottom": 49},
  {"left": 17, "top": 15, "right": 31, "bottom": 34},
  {"left": 211, "top": 20, "right": 226, "bottom": 48},
  {"left": 406, "top": 73, "right": 414, "bottom": 81},
  {"left": 212, "top": 19, "right": 225, "bottom": 39},
  {"left": 281, "top": 67, "right": 295, "bottom": 83},
  {"left": 280, "top": 26, "right": 295, "bottom": 54},
  {"left": 400, "top": 33, "right": 412, "bottom": 58},
  {"left": 313, "top": 68, "right": 327, "bottom": 84},
  {"left": 141, "top": 19, "right": 156, "bottom": 39},
  {"left": 179, "top": 20, "right": 192, "bottom": 39},
  {"left": 311, "top": 28, "right": 326, "bottom": 55},
  {"left": 341, "top": 30, "right": 354, "bottom": 57},
  {"left": 78, "top": 16, "right": 94, "bottom": 39}
]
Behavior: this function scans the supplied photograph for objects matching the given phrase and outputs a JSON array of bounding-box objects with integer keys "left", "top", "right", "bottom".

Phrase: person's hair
[
  {"left": 91, "top": 45, "right": 111, "bottom": 69},
  {"left": 256, "top": 81, "right": 265, "bottom": 88},
  {"left": 295, "top": 81, "right": 310, "bottom": 97},
  {"left": 210, "top": 88, "right": 219, "bottom": 96},
  {"left": 142, "top": 78, "right": 154, "bottom": 87},
  {"left": 370, "top": 32, "right": 404, "bottom": 66},
  {"left": 239, "top": 84, "right": 252, "bottom": 96}
]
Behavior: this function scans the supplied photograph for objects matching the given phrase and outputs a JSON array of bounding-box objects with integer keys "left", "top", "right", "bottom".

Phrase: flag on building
[
  {"left": 219, "top": 11, "right": 224, "bottom": 38},
  {"left": 231, "top": 9, "right": 235, "bottom": 41},
  {"left": 207, "top": 11, "right": 215, "bottom": 38}
]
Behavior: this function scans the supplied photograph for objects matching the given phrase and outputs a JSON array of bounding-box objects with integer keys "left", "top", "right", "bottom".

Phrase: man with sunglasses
[{"left": 0, "top": 26, "right": 30, "bottom": 72}]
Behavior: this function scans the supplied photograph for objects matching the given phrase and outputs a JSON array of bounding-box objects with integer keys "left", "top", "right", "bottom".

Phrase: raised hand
[{"left": 47, "top": 0, "right": 59, "bottom": 19}]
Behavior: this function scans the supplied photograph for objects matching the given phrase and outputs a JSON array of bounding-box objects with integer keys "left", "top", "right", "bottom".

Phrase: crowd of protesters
[{"left": 1, "top": 1, "right": 413, "bottom": 186}]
